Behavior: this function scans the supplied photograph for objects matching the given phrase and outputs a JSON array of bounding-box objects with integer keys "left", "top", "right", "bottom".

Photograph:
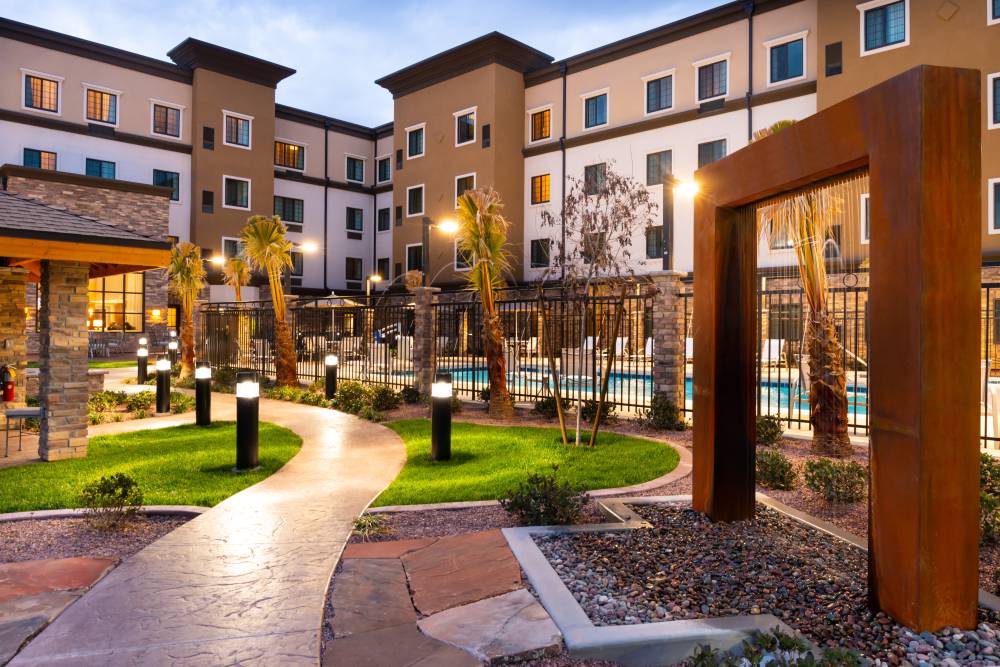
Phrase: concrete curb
[{"left": 0, "top": 505, "right": 209, "bottom": 523}]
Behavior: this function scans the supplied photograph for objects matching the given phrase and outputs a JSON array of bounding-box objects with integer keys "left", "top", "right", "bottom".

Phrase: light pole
[
  {"left": 155, "top": 356, "right": 171, "bottom": 415},
  {"left": 431, "top": 372, "right": 453, "bottom": 461},
  {"left": 235, "top": 371, "right": 260, "bottom": 471},
  {"left": 195, "top": 361, "right": 212, "bottom": 426},
  {"left": 366, "top": 272, "right": 383, "bottom": 299},
  {"left": 421, "top": 217, "right": 459, "bottom": 286}
]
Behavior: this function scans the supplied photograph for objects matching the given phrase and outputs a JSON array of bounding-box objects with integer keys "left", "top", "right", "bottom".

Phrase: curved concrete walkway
[{"left": 11, "top": 390, "right": 406, "bottom": 666}]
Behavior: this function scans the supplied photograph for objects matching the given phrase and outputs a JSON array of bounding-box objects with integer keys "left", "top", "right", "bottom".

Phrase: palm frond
[
  {"left": 241, "top": 216, "right": 293, "bottom": 277},
  {"left": 456, "top": 188, "right": 513, "bottom": 294},
  {"left": 167, "top": 242, "right": 206, "bottom": 314},
  {"left": 752, "top": 119, "right": 798, "bottom": 143},
  {"left": 222, "top": 257, "right": 250, "bottom": 301}
]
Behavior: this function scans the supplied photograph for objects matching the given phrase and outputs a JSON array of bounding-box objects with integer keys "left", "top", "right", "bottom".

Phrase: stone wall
[
  {"left": 0, "top": 267, "right": 29, "bottom": 429},
  {"left": 648, "top": 272, "right": 686, "bottom": 407},
  {"left": 412, "top": 287, "right": 439, "bottom": 395}
]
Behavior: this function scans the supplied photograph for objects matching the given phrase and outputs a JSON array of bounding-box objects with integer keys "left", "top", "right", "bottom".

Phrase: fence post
[
  {"left": 649, "top": 270, "right": 687, "bottom": 410},
  {"left": 413, "top": 287, "right": 440, "bottom": 395}
]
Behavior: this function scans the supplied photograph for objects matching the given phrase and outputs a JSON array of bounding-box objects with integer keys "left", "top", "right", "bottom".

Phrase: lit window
[
  {"left": 274, "top": 196, "right": 304, "bottom": 224},
  {"left": 85, "top": 158, "right": 115, "bottom": 180},
  {"left": 530, "top": 108, "right": 551, "bottom": 142},
  {"left": 346, "top": 257, "right": 363, "bottom": 281},
  {"left": 407, "top": 125, "right": 424, "bottom": 158},
  {"left": 645, "top": 226, "right": 663, "bottom": 259},
  {"left": 407, "top": 185, "right": 424, "bottom": 216},
  {"left": 88, "top": 272, "right": 144, "bottom": 332},
  {"left": 455, "top": 174, "right": 475, "bottom": 206},
  {"left": 346, "top": 207, "right": 364, "bottom": 232},
  {"left": 768, "top": 37, "right": 805, "bottom": 84},
  {"left": 530, "top": 239, "right": 550, "bottom": 268},
  {"left": 861, "top": 0, "right": 907, "bottom": 54},
  {"left": 23, "top": 73, "right": 59, "bottom": 113},
  {"left": 584, "top": 163, "right": 607, "bottom": 195},
  {"left": 153, "top": 169, "right": 180, "bottom": 201},
  {"left": 377, "top": 157, "right": 391, "bottom": 183},
  {"left": 697, "top": 59, "right": 728, "bottom": 101},
  {"left": 23, "top": 148, "right": 56, "bottom": 170},
  {"left": 224, "top": 177, "right": 250, "bottom": 209},
  {"left": 646, "top": 75, "right": 673, "bottom": 113},
  {"left": 583, "top": 93, "right": 608, "bottom": 129},
  {"left": 531, "top": 174, "right": 550, "bottom": 204},
  {"left": 697, "top": 139, "right": 727, "bottom": 168},
  {"left": 346, "top": 156, "right": 365, "bottom": 182},
  {"left": 86, "top": 88, "right": 118, "bottom": 125},
  {"left": 377, "top": 208, "right": 391, "bottom": 232},
  {"left": 455, "top": 109, "right": 476, "bottom": 146},
  {"left": 275, "top": 141, "right": 305, "bottom": 169},
  {"left": 152, "top": 104, "right": 181, "bottom": 137},
  {"left": 224, "top": 113, "right": 251, "bottom": 147},
  {"left": 646, "top": 151, "right": 672, "bottom": 186}
]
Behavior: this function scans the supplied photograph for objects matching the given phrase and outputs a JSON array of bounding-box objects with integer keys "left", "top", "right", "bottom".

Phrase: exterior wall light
[
  {"left": 195, "top": 361, "right": 212, "bottom": 426},
  {"left": 235, "top": 371, "right": 260, "bottom": 470},
  {"left": 674, "top": 180, "right": 700, "bottom": 198},
  {"left": 325, "top": 354, "right": 339, "bottom": 399},
  {"left": 155, "top": 356, "right": 171, "bottom": 414},
  {"left": 431, "top": 372, "right": 452, "bottom": 461}
]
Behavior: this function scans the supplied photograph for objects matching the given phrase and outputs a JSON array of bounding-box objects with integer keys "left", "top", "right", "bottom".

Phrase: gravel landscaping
[
  {"left": 0, "top": 515, "right": 189, "bottom": 563},
  {"left": 534, "top": 501, "right": 1000, "bottom": 665}
]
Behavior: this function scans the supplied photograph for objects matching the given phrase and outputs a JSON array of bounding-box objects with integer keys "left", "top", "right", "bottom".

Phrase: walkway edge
[{"left": 0, "top": 506, "right": 209, "bottom": 523}]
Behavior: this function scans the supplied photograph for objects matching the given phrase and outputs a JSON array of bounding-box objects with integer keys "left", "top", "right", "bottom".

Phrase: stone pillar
[
  {"left": 38, "top": 261, "right": 91, "bottom": 461},
  {"left": 412, "top": 287, "right": 439, "bottom": 395},
  {"left": 649, "top": 270, "right": 687, "bottom": 408},
  {"left": 0, "top": 268, "right": 29, "bottom": 434}
]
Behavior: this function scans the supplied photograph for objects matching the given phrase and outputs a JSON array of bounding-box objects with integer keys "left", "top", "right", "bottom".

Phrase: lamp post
[
  {"left": 137, "top": 337, "right": 149, "bottom": 384},
  {"left": 235, "top": 371, "right": 260, "bottom": 470},
  {"left": 195, "top": 361, "right": 212, "bottom": 426},
  {"left": 155, "top": 357, "right": 171, "bottom": 414},
  {"left": 325, "top": 354, "right": 338, "bottom": 399},
  {"left": 431, "top": 372, "right": 453, "bottom": 461},
  {"left": 421, "top": 217, "right": 459, "bottom": 286},
  {"left": 167, "top": 338, "right": 178, "bottom": 366},
  {"left": 366, "top": 273, "right": 382, "bottom": 299}
]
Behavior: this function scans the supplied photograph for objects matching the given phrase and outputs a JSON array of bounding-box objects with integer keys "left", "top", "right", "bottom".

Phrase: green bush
[
  {"left": 643, "top": 392, "right": 685, "bottom": 430},
  {"left": 756, "top": 448, "right": 796, "bottom": 490},
  {"left": 579, "top": 399, "right": 614, "bottom": 425},
  {"left": 333, "top": 381, "right": 372, "bottom": 415},
  {"left": 126, "top": 390, "right": 156, "bottom": 413},
  {"left": 88, "top": 410, "right": 107, "bottom": 425},
  {"left": 88, "top": 390, "right": 126, "bottom": 413},
  {"left": 79, "top": 472, "right": 144, "bottom": 530},
  {"left": 169, "top": 392, "right": 195, "bottom": 414},
  {"left": 213, "top": 366, "right": 238, "bottom": 391},
  {"left": 400, "top": 385, "right": 422, "bottom": 404},
  {"left": 370, "top": 386, "right": 401, "bottom": 412},
  {"left": 982, "top": 491, "right": 1000, "bottom": 545},
  {"left": 756, "top": 415, "right": 784, "bottom": 447},
  {"left": 479, "top": 387, "right": 491, "bottom": 403},
  {"left": 298, "top": 391, "right": 330, "bottom": 407},
  {"left": 803, "top": 458, "right": 867, "bottom": 503},
  {"left": 982, "top": 452, "right": 1000, "bottom": 496},
  {"left": 358, "top": 405, "right": 383, "bottom": 422},
  {"left": 533, "top": 396, "right": 566, "bottom": 420},
  {"left": 500, "top": 466, "right": 586, "bottom": 526}
]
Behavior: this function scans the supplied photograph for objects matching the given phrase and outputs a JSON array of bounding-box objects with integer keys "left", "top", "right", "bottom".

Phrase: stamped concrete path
[{"left": 11, "top": 387, "right": 406, "bottom": 665}]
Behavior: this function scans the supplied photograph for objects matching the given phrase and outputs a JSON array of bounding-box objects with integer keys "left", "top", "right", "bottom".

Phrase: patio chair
[
  {"left": 685, "top": 337, "right": 693, "bottom": 361},
  {"left": 524, "top": 337, "right": 539, "bottom": 357},
  {"left": 600, "top": 336, "right": 628, "bottom": 357},
  {"left": 760, "top": 339, "right": 785, "bottom": 367},
  {"left": 3, "top": 407, "right": 41, "bottom": 457}
]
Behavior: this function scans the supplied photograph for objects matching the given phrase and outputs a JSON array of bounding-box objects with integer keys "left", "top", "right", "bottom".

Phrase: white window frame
[
  {"left": 580, "top": 88, "right": 610, "bottom": 131},
  {"left": 763, "top": 30, "right": 809, "bottom": 88},
  {"left": 222, "top": 110, "right": 254, "bottom": 150},
  {"left": 693, "top": 52, "right": 731, "bottom": 103},
  {"left": 527, "top": 104, "right": 553, "bottom": 145},
  {"left": 641, "top": 69, "right": 676, "bottom": 117},
  {"left": 860, "top": 193, "right": 871, "bottom": 244},
  {"left": 644, "top": 147, "right": 674, "bottom": 188},
  {"left": 858, "top": 0, "right": 910, "bottom": 57},
  {"left": 406, "top": 183, "right": 425, "bottom": 217},
  {"left": 405, "top": 242, "right": 424, "bottom": 272},
  {"left": 376, "top": 207, "right": 392, "bottom": 234},
  {"left": 153, "top": 169, "right": 183, "bottom": 207},
  {"left": 696, "top": 135, "right": 729, "bottom": 169},
  {"left": 529, "top": 173, "right": 552, "bottom": 207},
  {"left": 345, "top": 154, "right": 366, "bottom": 183},
  {"left": 989, "top": 72, "right": 1000, "bottom": 131},
  {"left": 274, "top": 138, "right": 307, "bottom": 171},
  {"left": 375, "top": 154, "right": 392, "bottom": 184},
  {"left": 990, "top": 178, "right": 1000, "bottom": 235},
  {"left": 454, "top": 172, "right": 476, "bottom": 208},
  {"left": 453, "top": 239, "right": 472, "bottom": 273},
  {"left": 405, "top": 122, "right": 426, "bottom": 160},
  {"left": 221, "top": 236, "right": 246, "bottom": 259},
  {"left": 149, "top": 99, "right": 185, "bottom": 140},
  {"left": 20, "top": 68, "right": 63, "bottom": 116},
  {"left": 453, "top": 106, "right": 477, "bottom": 147},
  {"left": 222, "top": 175, "right": 251, "bottom": 211},
  {"left": 82, "top": 83, "right": 122, "bottom": 128},
  {"left": 991, "top": 0, "right": 1000, "bottom": 25},
  {"left": 20, "top": 145, "right": 58, "bottom": 171}
]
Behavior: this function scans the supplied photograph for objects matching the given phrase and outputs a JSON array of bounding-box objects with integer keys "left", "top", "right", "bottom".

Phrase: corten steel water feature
[{"left": 691, "top": 65, "right": 981, "bottom": 632}]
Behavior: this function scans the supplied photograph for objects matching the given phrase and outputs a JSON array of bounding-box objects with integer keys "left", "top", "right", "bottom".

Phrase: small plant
[
  {"left": 450, "top": 395, "right": 463, "bottom": 413},
  {"left": 126, "top": 390, "right": 156, "bottom": 413},
  {"left": 88, "top": 410, "right": 107, "bottom": 425},
  {"left": 579, "top": 399, "right": 614, "bottom": 425},
  {"left": 332, "top": 381, "right": 372, "bottom": 415},
  {"left": 643, "top": 392, "right": 685, "bottom": 430},
  {"left": 756, "top": 415, "right": 784, "bottom": 447},
  {"left": 479, "top": 387, "right": 491, "bottom": 403},
  {"left": 352, "top": 513, "right": 392, "bottom": 541},
  {"left": 169, "top": 392, "right": 195, "bottom": 413},
  {"left": 982, "top": 491, "right": 1000, "bottom": 545},
  {"left": 687, "top": 628, "right": 862, "bottom": 666},
  {"left": 533, "top": 396, "right": 565, "bottom": 420},
  {"left": 88, "top": 390, "right": 126, "bottom": 413},
  {"left": 358, "top": 405, "right": 383, "bottom": 422},
  {"left": 982, "top": 452, "right": 1000, "bottom": 496},
  {"left": 79, "top": 473, "right": 144, "bottom": 530},
  {"left": 803, "top": 458, "right": 867, "bottom": 503},
  {"left": 500, "top": 466, "right": 586, "bottom": 526},
  {"left": 400, "top": 385, "right": 421, "bottom": 404},
  {"left": 370, "top": 386, "right": 401, "bottom": 412},
  {"left": 213, "top": 366, "right": 238, "bottom": 391},
  {"left": 756, "top": 447, "right": 796, "bottom": 490}
]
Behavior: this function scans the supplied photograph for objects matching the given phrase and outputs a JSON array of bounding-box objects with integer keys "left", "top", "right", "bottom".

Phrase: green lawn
[
  {"left": 0, "top": 422, "right": 301, "bottom": 513},
  {"left": 373, "top": 420, "right": 679, "bottom": 506},
  {"left": 26, "top": 360, "right": 137, "bottom": 369}
]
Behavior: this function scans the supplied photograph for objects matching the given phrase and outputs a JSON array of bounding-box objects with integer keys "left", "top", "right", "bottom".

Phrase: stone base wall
[
  {"left": 412, "top": 287, "right": 439, "bottom": 395},
  {"left": 0, "top": 268, "right": 29, "bottom": 429}
]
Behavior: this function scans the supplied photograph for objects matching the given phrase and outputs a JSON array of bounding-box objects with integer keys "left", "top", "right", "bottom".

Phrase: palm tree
[
  {"left": 241, "top": 215, "right": 297, "bottom": 387},
  {"left": 456, "top": 188, "right": 514, "bottom": 418},
  {"left": 167, "top": 242, "right": 206, "bottom": 379},
  {"left": 222, "top": 257, "right": 250, "bottom": 302}
]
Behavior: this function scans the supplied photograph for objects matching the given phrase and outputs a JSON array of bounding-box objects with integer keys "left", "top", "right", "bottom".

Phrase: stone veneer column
[
  {"left": 412, "top": 287, "right": 440, "bottom": 395},
  {"left": 649, "top": 270, "right": 687, "bottom": 408},
  {"left": 38, "top": 261, "right": 91, "bottom": 461},
  {"left": 0, "top": 268, "right": 29, "bottom": 432}
]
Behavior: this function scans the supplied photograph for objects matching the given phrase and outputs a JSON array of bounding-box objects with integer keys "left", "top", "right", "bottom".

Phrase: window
[
  {"left": 377, "top": 156, "right": 391, "bottom": 183},
  {"left": 377, "top": 207, "right": 391, "bottom": 232},
  {"left": 860, "top": 0, "right": 908, "bottom": 55},
  {"left": 990, "top": 73, "right": 1000, "bottom": 129},
  {"left": 291, "top": 252, "right": 304, "bottom": 277},
  {"left": 152, "top": 103, "right": 181, "bottom": 137},
  {"left": 85, "top": 158, "right": 115, "bottom": 180},
  {"left": 274, "top": 196, "right": 304, "bottom": 224},
  {"left": 203, "top": 127, "right": 215, "bottom": 150},
  {"left": 991, "top": 179, "right": 1000, "bottom": 234},
  {"left": 153, "top": 169, "right": 180, "bottom": 202},
  {"left": 222, "top": 237, "right": 245, "bottom": 259},
  {"left": 645, "top": 74, "right": 673, "bottom": 114},
  {"left": 223, "top": 111, "right": 252, "bottom": 148},
  {"left": 482, "top": 124, "right": 491, "bottom": 148},
  {"left": 530, "top": 239, "right": 550, "bottom": 268},
  {"left": 584, "top": 163, "right": 607, "bottom": 195},
  {"left": 23, "top": 148, "right": 56, "bottom": 170},
  {"left": 455, "top": 242, "right": 472, "bottom": 271},
  {"left": 274, "top": 141, "right": 305, "bottom": 170},
  {"left": 696, "top": 57, "right": 728, "bottom": 101},
  {"left": 23, "top": 72, "right": 59, "bottom": 113},
  {"left": 583, "top": 92, "right": 608, "bottom": 129},
  {"left": 825, "top": 42, "right": 844, "bottom": 77},
  {"left": 455, "top": 108, "right": 476, "bottom": 146},
  {"left": 531, "top": 174, "right": 551, "bottom": 205},
  {"left": 202, "top": 191, "right": 214, "bottom": 214},
  {"left": 346, "top": 207, "right": 364, "bottom": 232},
  {"left": 406, "top": 124, "right": 425, "bottom": 158},
  {"left": 223, "top": 176, "right": 250, "bottom": 209},
  {"left": 768, "top": 220, "right": 794, "bottom": 250},
  {"left": 646, "top": 150, "right": 672, "bottom": 186},
  {"left": 581, "top": 232, "right": 606, "bottom": 264},
  {"left": 455, "top": 173, "right": 475, "bottom": 206},
  {"left": 645, "top": 226, "right": 663, "bottom": 259},
  {"left": 406, "top": 244, "right": 423, "bottom": 272},
  {"left": 85, "top": 88, "right": 118, "bottom": 125},
  {"left": 697, "top": 139, "right": 727, "bottom": 168},
  {"left": 992, "top": 0, "right": 1000, "bottom": 23},
  {"left": 376, "top": 257, "right": 390, "bottom": 281},
  {"left": 767, "top": 303, "right": 802, "bottom": 341},
  {"left": 88, "top": 272, "right": 144, "bottom": 333},
  {"left": 767, "top": 33, "right": 806, "bottom": 85},
  {"left": 860, "top": 193, "right": 871, "bottom": 244},
  {"left": 530, "top": 108, "right": 551, "bottom": 142},
  {"left": 407, "top": 184, "right": 424, "bottom": 216},
  {"left": 346, "top": 156, "right": 365, "bottom": 182}
]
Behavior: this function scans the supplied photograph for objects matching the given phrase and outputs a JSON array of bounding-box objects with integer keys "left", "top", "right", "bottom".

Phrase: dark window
[
  {"left": 23, "top": 74, "right": 58, "bottom": 112},
  {"left": 581, "top": 232, "right": 606, "bottom": 264},
  {"left": 768, "top": 221, "right": 793, "bottom": 250},
  {"left": 994, "top": 299, "right": 1000, "bottom": 345},
  {"left": 697, "top": 139, "right": 726, "bottom": 168},
  {"left": 994, "top": 0, "right": 1000, "bottom": 20},
  {"left": 862, "top": 194, "right": 871, "bottom": 242},
  {"left": 274, "top": 141, "right": 305, "bottom": 169},
  {"left": 825, "top": 42, "right": 843, "bottom": 77},
  {"left": 406, "top": 245, "right": 423, "bottom": 272},
  {"left": 203, "top": 126, "right": 215, "bottom": 150},
  {"left": 993, "top": 181, "right": 1000, "bottom": 233},
  {"left": 223, "top": 238, "right": 245, "bottom": 259},
  {"left": 584, "top": 163, "right": 607, "bottom": 195},
  {"left": 645, "top": 226, "right": 663, "bottom": 259},
  {"left": 153, "top": 169, "right": 180, "bottom": 201},
  {"left": 377, "top": 207, "right": 391, "bottom": 232},
  {"left": 346, "top": 207, "right": 364, "bottom": 232},
  {"left": 395, "top": 149, "right": 403, "bottom": 169},
  {"left": 646, "top": 150, "right": 672, "bottom": 186},
  {"left": 584, "top": 93, "right": 607, "bottom": 128},
  {"left": 224, "top": 177, "right": 249, "bottom": 208},
  {"left": 531, "top": 109, "right": 551, "bottom": 141},
  {"left": 407, "top": 186, "right": 424, "bottom": 216},
  {"left": 456, "top": 111, "right": 475, "bottom": 144},
  {"left": 85, "top": 158, "right": 115, "bottom": 179},
  {"left": 376, "top": 257, "right": 390, "bottom": 281},
  {"left": 395, "top": 205, "right": 403, "bottom": 226},
  {"left": 153, "top": 104, "right": 181, "bottom": 137},
  {"left": 455, "top": 174, "right": 475, "bottom": 205},
  {"left": 274, "top": 196, "right": 304, "bottom": 223},
  {"left": 407, "top": 127, "right": 424, "bottom": 157},
  {"left": 202, "top": 190, "right": 214, "bottom": 213},
  {"left": 346, "top": 156, "right": 364, "bottom": 182},
  {"left": 863, "top": 0, "right": 906, "bottom": 52},
  {"left": 377, "top": 157, "right": 391, "bottom": 183},
  {"left": 86, "top": 89, "right": 117, "bottom": 124},
  {"left": 481, "top": 124, "right": 491, "bottom": 148},
  {"left": 455, "top": 244, "right": 472, "bottom": 270},
  {"left": 530, "top": 239, "right": 550, "bottom": 268},
  {"left": 993, "top": 76, "right": 1000, "bottom": 126},
  {"left": 770, "top": 39, "right": 804, "bottom": 83},
  {"left": 87, "top": 272, "right": 144, "bottom": 332},
  {"left": 291, "top": 251, "right": 304, "bottom": 277},
  {"left": 768, "top": 302, "right": 802, "bottom": 341},
  {"left": 697, "top": 60, "right": 727, "bottom": 101},
  {"left": 23, "top": 148, "right": 56, "bottom": 170},
  {"left": 646, "top": 75, "right": 673, "bottom": 113},
  {"left": 394, "top": 262, "right": 403, "bottom": 278},
  {"left": 224, "top": 115, "right": 250, "bottom": 147},
  {"left": 531, "top": 174, "right": 551, "bottom": 204}
]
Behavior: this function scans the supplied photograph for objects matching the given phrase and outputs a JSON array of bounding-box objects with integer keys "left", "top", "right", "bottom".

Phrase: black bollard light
[
  {"left": 137, "top": 337, "right": 149, "bottom": 384},
  {"left": 195, "top": 361, "right": 212, "bottom": 426},
  {"left": 167, "top": 338, "right": 179, "bottom": 366},
  {"left": 324, "top": 353, "right": 339, "bottom": 400},
  {"left": 155, "top": 357, "right": 171, "bottom": 414},
  {"left": 431, "top": 372, "right": 452, "bottom": 461},
  {"left": 235, "top": 371, "right": 260, "bottom": 470}
]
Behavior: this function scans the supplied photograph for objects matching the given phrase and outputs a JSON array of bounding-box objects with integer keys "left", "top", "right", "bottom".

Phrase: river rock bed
[{"left": 533, "top": 502, "right": 1000, "bottom": 664}]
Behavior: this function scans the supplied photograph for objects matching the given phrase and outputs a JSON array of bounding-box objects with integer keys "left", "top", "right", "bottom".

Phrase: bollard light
[
  {"left": 155, "top": 357, "right": 171, "bottom": 414},
  {"left": 235, "top": 371, "right": 260, "bottom": 471},
  {"left": 167, "top": 339, "right": 179, "bottom": 365},
  {"left": 137, "top": 345, "right": 149, "bottom": 384},
  {"left": 169, "top": 330, "right": 177, "bottom": 338},
  {"left": 325, "top": 354, "right": 339, "bottom": 400},
  {"left": 195, "top": 361, "right": 212, "bottom": 426},
  {"left": 431, "top": 372, "right": 452, "bottom": 461},
  {"left": 138, "top": 337, "right": 148, "bottom": 346}
]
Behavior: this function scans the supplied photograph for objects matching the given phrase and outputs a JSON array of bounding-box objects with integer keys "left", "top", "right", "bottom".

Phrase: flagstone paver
[
  {"left": 342, "top": 537, "right": 436, "bottom": 559},
  {"left": 0, "top": 558, "right": 113, "bottom": 604},
  {"left": 324, "top": 621, "right": 481, "bottom": 667},
  {"left": 333, "top": 559, "right": 417, "bottom": 636}
]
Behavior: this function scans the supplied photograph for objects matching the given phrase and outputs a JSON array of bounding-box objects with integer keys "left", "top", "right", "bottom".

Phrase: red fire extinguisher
[{"left": 1, "top": 365, "right": 15, "bottom": 402}]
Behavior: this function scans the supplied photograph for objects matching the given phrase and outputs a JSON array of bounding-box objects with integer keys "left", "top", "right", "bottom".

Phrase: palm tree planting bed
[{"left": 0, "top": 515, "right": 188, "bottom": 564}]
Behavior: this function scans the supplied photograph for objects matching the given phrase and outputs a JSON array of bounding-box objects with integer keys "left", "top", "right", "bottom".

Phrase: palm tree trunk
[
  {"left": 587, "top": 286, "right": 626, "bottom": 448},
  {"left": 179, "top": 303, "right": 195, "bottom": 378},
  {"left": 268, "top": 268, "right": 298, "bottom": 387},
  {"left": 537, "top": 289, "right": 568, "bottom": 446},
  {"left": 808, "top": 310, "right": 851, "bottom": 457},
  {"left": 482, "top": 267, "right": 514, "bottom": 418}
]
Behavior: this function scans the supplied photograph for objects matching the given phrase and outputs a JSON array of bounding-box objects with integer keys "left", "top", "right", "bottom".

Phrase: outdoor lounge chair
[
  {"left": 760, "top": 339, "right": 785, "bottom": 366},
  {"left": 685, "top": 337, "right": 693, "bottom": 361}
]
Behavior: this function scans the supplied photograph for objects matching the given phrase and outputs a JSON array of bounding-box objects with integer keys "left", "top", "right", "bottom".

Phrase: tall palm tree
[
  {"left": 456, "top": 188, "right": 514, "bottom": 418},
  {"left": 222, "top": 257, "right": 250, "bottom": 302},
  {"left": 241, "top": 215, "right": 298, "bottom": 387},
  {"left": 167, "top": 242, "right": 206, "bottom": 379}
]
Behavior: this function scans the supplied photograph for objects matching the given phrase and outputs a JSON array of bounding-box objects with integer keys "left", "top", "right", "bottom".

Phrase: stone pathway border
[{"left": 0, "top": 506, "right": 207, "bottom": 523}]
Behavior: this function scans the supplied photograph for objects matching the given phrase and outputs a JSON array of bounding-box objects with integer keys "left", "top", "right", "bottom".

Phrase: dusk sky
[{"left": 1, "top": 0, "right": 728, "bottom": 127}]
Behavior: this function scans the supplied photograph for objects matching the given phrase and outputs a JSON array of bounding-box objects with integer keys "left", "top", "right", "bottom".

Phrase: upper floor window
[
  {"left": 991, "top": 179, "right": 1000, "bottom": 235},
  {"left": 860, "top": 0, "right": 908, "bottom": 55},
  {"left": 646, "top": 150, "right": 672, "bottom": 186},
  {"left": 407, "top": 184, "right": 424, "bottom": 216},
  {"left": 377, "top": 207, "right": 391, "bottom": 232},
  {"left": 455, "top": 108, "right": 476, "bottom": 146},
  {"left": 645, "top": 73, "right": 673, "bottom": 114},
  {"left": 696, "top": 56, "right": 729, "bottom": 102},
  {"left": 530, "top": 108, "right": 551, "bottom": 142},
  {"left": 22, "top": 71, "right": 60, "bottom": 114},
  {"left": 992, "top": 0, "right": 1000, "bottom": 24},
  {"left": 152, "top": 102, "right": 181, "bottom": 137},
  {"left": 346, "top": 156, "right": 365, "bottom": 182},
  {"left": 766, "top": 33, "right": 807, "bottom": 85},
  {"left": 377, "top": 156, "right": 391, "bottom": 183},
  {"left": 346, "top": 257, "right": 363, "bottom": 282},
  {"left": 291, "top": 252, "right": 304, "bottom": 277},
  {"left": 989, "top": 73, "right": 1000, "bottom": 129},
  {"left": 455, "top": 173, "right": 476, "bottom": 206},
  {"left": 860, "top": 193, "right": 871, "bottom": 244},
  {"left": 583, "top": 91, "right": 608, "bottom": 129},
  {"left": 222, "top": 237, "right": 246, "bottom": 259},
  {"left": 274, "top": 141, "right": 305, "bottom": 170},
  {"left": 584, "top": 163, "right": 607, "bottom": 195},
  {"left": 153, "top": 169, "right": 180, "bottom": 202},
  {"left": 346, "top": 207, "right": 364, "bottom": 232},
  {"left": 454, "top": 242, "right": 473, "bottom": 271},
  {"left": 274, "top": 195, "right": 304, "bottom": 224},
  {"left": 85, "top": 87, "right": 118, "bottom": 125},
  {"left": 223, "top": 176, "right": 250, "bottom": 210},
  {"left": 406, "top": 244, "right": 423, "bottom": 272},
  {"left": 697, "top": 139, "right": 727, "bottom": 168},
  {"left": 223, "top": 111, "right": 252, "bottom": 149},
  {"left": 530, "top": 239, "right": 550, "bottom": 268},
  {"left": 23, "top": 148, "right": 56, "bottom": 170},
  {"left": 406, "top": 124, "right": 425, "bottom": 159},
  {"left": 531, "top": 174, "right": 551, "bottom": 205},
  {"left": 85, "top": 158, "right": 115, "bottom": 180}
]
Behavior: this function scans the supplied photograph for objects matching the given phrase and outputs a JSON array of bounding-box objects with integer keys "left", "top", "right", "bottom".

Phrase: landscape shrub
[
  {"left": 212, "top": 366, "right": 238, "bottom": 391},
  {"left": 169, "top": 392, "right": 195, "bottom": 414},
  {"left": 332, "top": 381, "right": 372, "bottom": 415},
  {"left": 88, "top": 390, "right": 125, "bottom": 413},
  {"left": 400, "top": 385, "right": 422, "bottom": 404},
  {"left": 689, "top": 628, "right": 862, "bottom": 667},
  {"left": 125, "top": 391, "right": 156, "bottom": 413},
  {"left": 88, "top": 410, "right": 107, "bottom": 425},
  {"left": 479, "top": 388, "right": 490, "bottom": 403},
  {"left": 579, "top": 399, "right": 614, "bottom": 425},
  {"left": 533, "top": 396, "right": 566, "bottom": 420},
  {"left": 642, "top": 392, "right": 685, "bottom": 430},
  {"left": 803, "top": 458, "right": 867, "bottom": 503},
  {"left": 500, "top": 466, "right": 586, "bottom": 526},
  {"left": 298, "top": 391, "right": 330, "bottom": 407},
  {"left": 79, "top": 473, "right": 144, "bottom": 530},
  {"left": 756, "top": 448, "right": 796, "bottom": 490},
  {"left": 352, "top": 513, "right": 392, "bottom": 541},
  {"left": 980, "top": 453, "right": 1000, "bottom": 545},
  {"left": 450, "top": 395, "right": 463, "bottom": 413},
  {"left": 756, "top": 415, "right": 784, "bottom": 447},
  {"left": 370, "top": 386, "right": 401, "bottom": 412},
  {"left": 358, "top": 405, "right": 383, "bottom": 422}
]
